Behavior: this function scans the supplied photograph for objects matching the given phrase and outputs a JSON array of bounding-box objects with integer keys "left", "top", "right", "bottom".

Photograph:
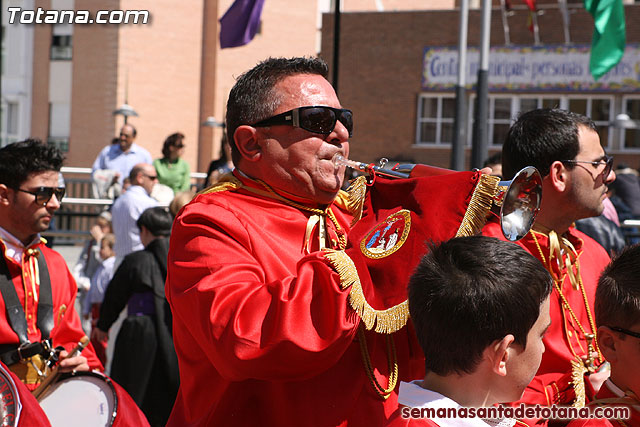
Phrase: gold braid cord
[
  {"left": 455, "top": 173, "right": 500, "bottom": 237},
  {"left": 324, "top": 249, "right": 409, "bottom": 334},
  {"left": 570, "top": 358, "right": 588, "bottom": 408},
  {"left": 358, "top": 326, "right": 398, "bottom": 400}
]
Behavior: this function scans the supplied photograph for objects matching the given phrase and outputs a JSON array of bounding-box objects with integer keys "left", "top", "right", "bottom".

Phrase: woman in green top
[{"left": 153, "top": 132, "right": 191, "bottom": 193}]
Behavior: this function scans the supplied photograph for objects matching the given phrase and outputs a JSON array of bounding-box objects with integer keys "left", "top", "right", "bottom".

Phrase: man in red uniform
[
  {"left": 0, "top": 140, "right": 102, "bottom": 390},
  {"left": 482, "top": 109, "right": 615, "bottom": 421},
  {"left": 166, "top": 57, "right": 427, "bottom": 426},
  {"left": 567, "top": 244, "right": 640, "bottom": 426}
]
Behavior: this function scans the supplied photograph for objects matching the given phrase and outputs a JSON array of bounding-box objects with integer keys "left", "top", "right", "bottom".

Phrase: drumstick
[{"left": 32, "top": 336, "right": 89, "bottom": 400}]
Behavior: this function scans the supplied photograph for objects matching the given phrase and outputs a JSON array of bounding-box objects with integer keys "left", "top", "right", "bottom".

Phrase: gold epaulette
[
  {"left": 198, "top": 173, "right": 243, "bottom": 195},
  {"left": 333, "top": 176, "right": 367, "bottom": 226}
]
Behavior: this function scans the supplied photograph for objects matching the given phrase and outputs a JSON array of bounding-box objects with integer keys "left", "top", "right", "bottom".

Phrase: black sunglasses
[
  {"left": 561, "top": 155, "right": 614, "bottom": 179},
  {"left": 17, "top": 187, "right": 66, "bottom": 206},
  {"left": 608, "top": 326, "right": 640, "bottom": 339},
  {"left": 252, "top": 106, "right": 353, "bottom": 137}
]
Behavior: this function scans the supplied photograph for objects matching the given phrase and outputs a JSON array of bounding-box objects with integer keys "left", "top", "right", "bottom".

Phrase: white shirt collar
[
  {"left": 0, "top": 226, "right": 41, "bottom": 263},
  {"left": 397, "top": 381, "right": 516, "bottom": 427}
]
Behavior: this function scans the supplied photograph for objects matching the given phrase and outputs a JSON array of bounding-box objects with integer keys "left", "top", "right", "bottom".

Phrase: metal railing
[{"left": 45, "top": 167, "right": 205, "bottom": 244}]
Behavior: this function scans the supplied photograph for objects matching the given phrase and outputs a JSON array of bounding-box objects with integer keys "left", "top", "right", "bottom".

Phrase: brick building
[
  {"left": 321, "top": 2, "right": 640, "bottom": 171},
  {"left": 2, "top": 0, "right": 454, "bottom": 172}
]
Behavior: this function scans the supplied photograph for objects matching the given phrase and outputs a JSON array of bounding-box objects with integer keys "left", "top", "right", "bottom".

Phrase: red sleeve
[
  {"left": 43, "top": 248, "right": 103, "bottom": 371},
  {"left": 166, "top": 196, "right": 358, "bottom": 382}
]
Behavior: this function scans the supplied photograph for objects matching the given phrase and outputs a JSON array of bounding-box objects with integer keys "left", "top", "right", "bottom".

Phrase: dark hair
[
  {"left": 596, "top": 244, "right": 640, "bottom": 330},
  {"left": 161, "top": 132, "right": 185, "bottom": 158},
  {"left": 483, "top": 151, "right": 502, "bottom": 168},
  {"left": 226, "top": 56, "right": 329, "bottom": 164},
  {"left": 136, "top": 207, "right": 173, "bottom": 237},
  {"left": 408, "top": 236, "right": 552, "bottom": 376},
  {"left": 502, "top": 108, "right": 597, "bottom": 179},
  {"left": 0, "top": 139, "right": 65, "bottom": 189}
]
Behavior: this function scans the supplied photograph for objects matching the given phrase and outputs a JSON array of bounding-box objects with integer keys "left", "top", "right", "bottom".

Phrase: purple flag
[{"left": 219, "top": 0, "right": 266, "bottom": 49}]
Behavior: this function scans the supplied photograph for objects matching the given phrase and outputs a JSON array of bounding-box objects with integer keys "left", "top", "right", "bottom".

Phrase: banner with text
[{"left": 422, "top": 44, "right": 640, "bottom": 92}]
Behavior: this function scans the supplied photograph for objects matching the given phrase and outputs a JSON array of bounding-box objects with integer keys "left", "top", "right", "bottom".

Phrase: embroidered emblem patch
[
  {"left": 360, "top": 210, "right": 411, "bottom": 259},
  {"left": 0, "top": 364, "right": 20, "bottom": 426}
]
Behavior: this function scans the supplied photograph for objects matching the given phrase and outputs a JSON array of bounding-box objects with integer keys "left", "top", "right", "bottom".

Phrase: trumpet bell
[{"left": 497, "top": 167, "right": 542, "bottom": 241}]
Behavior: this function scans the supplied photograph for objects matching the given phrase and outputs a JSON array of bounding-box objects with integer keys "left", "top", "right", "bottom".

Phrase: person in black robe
[{"left": 93, "top": 207, "right": 178, "bottom": 426}]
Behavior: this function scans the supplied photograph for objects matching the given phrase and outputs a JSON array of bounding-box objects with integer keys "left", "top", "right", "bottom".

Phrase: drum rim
[{"left": 48, "top": 370, "right": 119, "bottom": 426}]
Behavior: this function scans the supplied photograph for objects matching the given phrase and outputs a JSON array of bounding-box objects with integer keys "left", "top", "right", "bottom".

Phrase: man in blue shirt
[
  {"left": 92, "top": 124, "right": 153, "bottom": 189},
  {"left": 111, "top": 163, "right": 158, "bottom": 266}
]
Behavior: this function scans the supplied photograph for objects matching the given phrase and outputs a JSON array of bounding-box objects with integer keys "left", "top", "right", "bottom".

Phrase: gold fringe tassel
[
  {"left": 570, "top": 358, "right": 587, "bottom": 408},
  {"left": 343, "top": 176, "right": 368, "bottom": 225},
  {"left": 324, "top": 249, "right": 409, "bottom": 334},
  {"left": 455, "top": 174, "right": 500, "bottom": 237}
]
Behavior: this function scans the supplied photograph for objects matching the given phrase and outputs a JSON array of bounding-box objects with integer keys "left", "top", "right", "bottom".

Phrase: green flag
[{"left": 584, "top": 0, "right": 626, "bottom": 81}]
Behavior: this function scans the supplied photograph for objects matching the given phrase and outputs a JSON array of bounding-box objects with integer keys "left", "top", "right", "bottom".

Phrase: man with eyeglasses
[
  {"left": 482, "top": 109, "right": 616, "bottom": 425},
  {"left": 91, "top": 124, "right": 153, "bottom": 190},
  {"left": 165, "top": 57, "right": 425, "bottom": 426},
  {"left": 0, "top": 139, "right": 102, "bottom": 389},
  {"left": 111, "top": 163, "right": 158, "bottom": 266}
]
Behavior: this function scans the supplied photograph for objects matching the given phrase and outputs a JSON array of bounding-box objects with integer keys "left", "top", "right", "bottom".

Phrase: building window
[
  {"left": 465, "top": 95, "right": 611, "bottom": 148},
  {"left": 622, "top": 97, "right": 640, "bottom": 150},
  {"left": 416, "top": 94, "right": 455, "bottom": 145},
  {"left": 51, "top": 35, "right": 72, "bottom": 60},
  {"left": 567, "top": 96, "right": 612, "bottom": 149}
]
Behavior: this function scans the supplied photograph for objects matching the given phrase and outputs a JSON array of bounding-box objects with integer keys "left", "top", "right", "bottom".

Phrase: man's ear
[
  {"left": 488, "top": 334, "right": 515, "bottom": 377},
  {"left": 597, "top": 326, "right": 618, "bottom": 363},
  {"left": 0, "top": 184, "right": 12, "bottom": 206},
  {"left": 234, "top": 125, "right": 262, "bottom": 163},
  {"left": 547, "top": 161, "right": 568, "bottom": 192}
]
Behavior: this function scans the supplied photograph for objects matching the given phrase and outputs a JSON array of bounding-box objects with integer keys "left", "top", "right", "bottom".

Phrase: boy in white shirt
[{"left": 388, "top": 236, "right": 553, "bottom": 427}]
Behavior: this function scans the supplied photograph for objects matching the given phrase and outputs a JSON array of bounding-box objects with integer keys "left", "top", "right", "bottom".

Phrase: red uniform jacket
[
  {"left": 483, "top": 222, "right": 610, "bottom": 424},
  {"left": 0, "top": 239, "right": 102, "bottom": 390},
  {"left": 166, "top": 172, "right": 424, "bottom": 426},
  {"left": 565, "top": 380, "right": 640, "bottom": 426}
]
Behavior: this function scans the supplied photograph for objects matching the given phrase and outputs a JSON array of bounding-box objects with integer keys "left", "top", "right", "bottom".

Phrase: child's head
[
  {"left": 408, "top": 235, "right": 552, "bottom": 403},
  {"left": 595, "top": 244, "right": 640, "bottom": 395},
  {"left": 96, "top": 211, "right": 113, "bottom": 234},
  {"left": 99, "top": 233, "right": 115, "bottom": 260}
]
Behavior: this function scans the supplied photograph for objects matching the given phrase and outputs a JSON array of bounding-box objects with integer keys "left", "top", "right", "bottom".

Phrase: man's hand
[
  {"left": 57, "top": 350, "right": 90, "bottom": 373},
  {"left": 588, "top": 361, "right": 610, "bottom": 393},
  {"left": 90, "top": 223, "right": 105, "bottom": 241}
]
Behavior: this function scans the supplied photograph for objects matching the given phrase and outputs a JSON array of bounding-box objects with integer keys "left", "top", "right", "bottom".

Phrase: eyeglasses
[
  {"left": 144, "top": 174, "right": 158, "bottom": 181},
  {"left": 252, "top": 106, "right": 353, "bottom": 137},
  {"left": 608, "top": 326, "right": 640, "bottom": 339},
  {"left": 175, "top": 144, "right": 185, "bottom": 149},
  {"left": 17, "top": 187, "right": 66, "bottom": 206},
  {"left": 561, "top": 155, "right": 613, "bottom": 179}
]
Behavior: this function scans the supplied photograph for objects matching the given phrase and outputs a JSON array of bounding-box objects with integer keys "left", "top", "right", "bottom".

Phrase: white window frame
[
  {"left": 621, "top": 95, "right": 640, "bottom": 152},
  {"left": 415, "top": 93, "right": 455, "bottom": 146}
]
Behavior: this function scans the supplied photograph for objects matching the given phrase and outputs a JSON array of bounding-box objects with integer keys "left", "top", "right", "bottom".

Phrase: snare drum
[{"left": 37, "top": 371, "right": 118, "bottom": 427}]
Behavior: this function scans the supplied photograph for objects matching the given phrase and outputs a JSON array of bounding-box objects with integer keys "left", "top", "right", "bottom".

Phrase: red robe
[
  {"left": 483, "top": 221, "right": 610, "bottom": 423},
  {"left": 0, "top": 239, "right": 103, "bottom": 390},
  {"left": 565, "top": 380, "right": 640, "bottom": 426},
  {"left": 0, "top": 361, "right": 50, "bottom": 426},
  {"left": 166, "top": 172, "right": 424, "bottom": 427}
]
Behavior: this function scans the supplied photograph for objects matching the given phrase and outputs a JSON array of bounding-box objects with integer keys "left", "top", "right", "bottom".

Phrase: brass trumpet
[{"left": 333, "top": 155, "right": 542, "bottom": 242}]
